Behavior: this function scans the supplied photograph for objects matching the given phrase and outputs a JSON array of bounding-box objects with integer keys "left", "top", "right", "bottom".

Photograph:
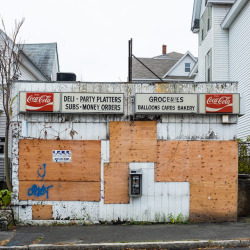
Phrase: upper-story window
[
  {"left": 200, "top": 7, "right": 212, "bottom": 44},
  {"left": 206, "top": 49, "right": 212, "bottom": 82},
  {"left": 207, "top": 7, "right": 211, "bottom": 31},
  {"left": 185, "top": 63, "right": 191, "bottom": 72}
]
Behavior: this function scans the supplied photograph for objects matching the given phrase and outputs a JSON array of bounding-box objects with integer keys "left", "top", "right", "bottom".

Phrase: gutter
[{"left": 221, "top": 0, "right": 248, "bottom": 28}]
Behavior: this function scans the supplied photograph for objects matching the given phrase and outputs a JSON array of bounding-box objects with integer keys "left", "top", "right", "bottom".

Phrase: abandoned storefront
[{"left": 10, "top": 81, "right": 242, "bottom": 223}]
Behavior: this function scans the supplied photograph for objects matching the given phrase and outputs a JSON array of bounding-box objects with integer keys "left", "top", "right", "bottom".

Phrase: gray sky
[{"left": 1, "top": 0, "right": 197, "bottom": 82}]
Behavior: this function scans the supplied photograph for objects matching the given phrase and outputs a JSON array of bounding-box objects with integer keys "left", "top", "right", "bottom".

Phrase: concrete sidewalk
[{"left": 0, "top": 221, "right": 250, "bottom": 249}]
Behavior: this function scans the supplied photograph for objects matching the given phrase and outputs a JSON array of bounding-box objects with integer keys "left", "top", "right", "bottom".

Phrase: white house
[
  {"left": 0, "top": 30, "right": 60, "bottom": 181},
  {"left": 191, "top": 0, "right": 250, "bottom": 139},
  {"left": 132, "top": 45, "right": 197, "bottom": 82}
]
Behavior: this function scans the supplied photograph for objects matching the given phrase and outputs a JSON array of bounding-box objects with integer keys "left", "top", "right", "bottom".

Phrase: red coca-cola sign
[
  {"left": 206, "top": 94, "right": 233, "bottom": 113},
  {"left": 26, "top": 93, "right": 54, "bottom": 112}
]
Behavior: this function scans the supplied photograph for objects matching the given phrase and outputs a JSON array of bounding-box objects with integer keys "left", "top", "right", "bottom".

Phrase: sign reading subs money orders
[
  {"left": 61, "top": 93, "right": 124, "bottom": 114},
  {"left": 135, "top": 93, "right": 198, "bottom": 114}
]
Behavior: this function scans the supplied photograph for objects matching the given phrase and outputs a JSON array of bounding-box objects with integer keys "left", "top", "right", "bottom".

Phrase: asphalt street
[{"left": 0, "top": 221, "right": 250, "bottom": 249}]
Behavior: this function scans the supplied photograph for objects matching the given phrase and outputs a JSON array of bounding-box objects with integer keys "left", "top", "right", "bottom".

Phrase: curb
[{"left": 1, "top": 239, "right": 250, "bottom": 249}]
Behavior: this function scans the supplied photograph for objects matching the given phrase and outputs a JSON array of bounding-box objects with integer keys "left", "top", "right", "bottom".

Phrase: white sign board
[
  {"left": 135, "top": 94, "right": 198, "bottom": 114},
  {"left": 53, "top": 150, "right": 72, "bottom": 163},
  {"left": 61, "top": 93, "right": 124, "bottom": 114}
]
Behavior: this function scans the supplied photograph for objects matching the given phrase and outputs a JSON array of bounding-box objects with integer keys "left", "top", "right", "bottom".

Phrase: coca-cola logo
[
  {"left": 206, "top": 94, "right": 233, "bottom": 113},
  {"left": 26, "top": 93, "right": 54, "bottom": 112}
]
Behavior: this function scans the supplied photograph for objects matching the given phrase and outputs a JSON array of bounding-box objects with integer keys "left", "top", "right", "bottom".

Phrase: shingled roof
[
  {"left": 22, "top": 43, "right": 59, "bottom": 80},
  {"left": 132, "top": 51, "right": 194, "bottom": 80}
]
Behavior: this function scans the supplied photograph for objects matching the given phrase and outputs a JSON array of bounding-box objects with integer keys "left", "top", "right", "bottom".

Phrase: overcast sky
[{"left": 1, "top": 0, "right": 197, "bottom": 82}]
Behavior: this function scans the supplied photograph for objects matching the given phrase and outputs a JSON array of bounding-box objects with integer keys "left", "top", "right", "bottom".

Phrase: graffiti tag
[
  {"left": 27, "top": 163, "right": 53, "bottom": 199},
  {"left": 28, "top": 184, "right": 53, "bottom": 199}
]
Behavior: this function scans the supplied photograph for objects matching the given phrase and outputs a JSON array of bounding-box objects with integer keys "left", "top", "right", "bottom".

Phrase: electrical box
[{"left": 129, "top": 169, "right": 142, "bottom": 197}]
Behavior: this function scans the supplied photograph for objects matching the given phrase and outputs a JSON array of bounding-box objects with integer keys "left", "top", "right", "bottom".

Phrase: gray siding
[{"left": 229, "top": 1, "right": 250, "bottom": 139}]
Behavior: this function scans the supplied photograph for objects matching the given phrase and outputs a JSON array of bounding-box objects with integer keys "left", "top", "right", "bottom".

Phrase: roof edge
[
  {"left": 221, "top": 0, "right": 248, "bottom": 28},
  {"left": 163, "top": 51, "right": 197, "bottom": 78}
]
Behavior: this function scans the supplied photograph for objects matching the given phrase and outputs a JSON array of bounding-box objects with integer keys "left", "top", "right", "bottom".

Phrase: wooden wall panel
[
  {"left": 32, "top": 205, "right": 53, "bottom": 220},
  {"left": 190, "top": 181, "right": 238, "bottom": 222},
  {"left": 156, "top": 141, "right": 238, "bottom": 182},
  {"left": 19, "top": 139, "right": 101, "bottom": 182},
  {"left": 19, "top": 181, "right": 100, "bottom": 201},
  {"left": 104, "top": 163, "right": 129, "bottom": 204},
  {"left": 156, "top": 140, "right": 238, "bottom": 222},
  {"left": 110, "top": 121, "right": 157, "bottom": 163}
]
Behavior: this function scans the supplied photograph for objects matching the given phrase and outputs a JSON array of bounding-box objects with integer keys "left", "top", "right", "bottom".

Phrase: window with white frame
[
  {"left": 185, "top": 63, "right": 191, "bottom": 72},
  {"left": 206, "top": 50, "right": 212, "bottom": 82}
]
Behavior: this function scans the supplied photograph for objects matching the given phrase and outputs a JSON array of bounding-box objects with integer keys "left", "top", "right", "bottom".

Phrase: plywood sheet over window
[
  {"left": 19, "top": 139, "right": 101, "bottom": 202},
  {"left": 19, "top": 181, "right": 100, "bottom": 201},
  {"left": 32, "top": 205, "right": 53, "bottom": 220},
  {"left": 156, "top": 141, "right": 238, "bottom": 182},
  {"left": 104, "top": 163, "right": 129, "bottom": 204},
  {"left": 156, "top": 140, "right": 238, "bottom": 222},
  {"left": 19, "top": 139, "right": 101, "bottom": 182},
  {"left": 109, "top": 121, "right": 157, "bottom": 163}
]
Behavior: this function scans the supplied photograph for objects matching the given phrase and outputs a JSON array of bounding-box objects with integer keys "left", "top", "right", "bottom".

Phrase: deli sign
[
  {"left": 26, "top": 93, "right": 54, "bottom": 112},
  {"left": 206, "top": 94, "right": 233, "bottom": 113}
]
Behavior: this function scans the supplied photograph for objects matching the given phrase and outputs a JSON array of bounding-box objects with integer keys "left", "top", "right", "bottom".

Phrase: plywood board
[
  {"left": 156, "top": 141, "right": 238, "bottom": 182},
  {"left": 104, "top": 163, "right": 129, "bottom": 204},
  {"left": 19, "top": 181, "right": 100, "bottom": 201},
  {"left": 32, "top": 205, "right": 53, "bottom": 220},
  {"left": 19, "top": 139, "right": 101, "bottom": 182},
  {"left": 156, "top": 140, "right": 238, "bottom": 222},
  {"left": 110, "top": 121, "right": 157, "bottom": 163},
  {"left": 189, "top": 180, "right": 238, "bottom": 222}
]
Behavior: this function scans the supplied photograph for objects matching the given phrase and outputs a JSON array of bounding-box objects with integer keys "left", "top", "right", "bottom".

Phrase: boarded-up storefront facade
[{"left": 11, "top": 81, "right": 241, "bottom": 223}]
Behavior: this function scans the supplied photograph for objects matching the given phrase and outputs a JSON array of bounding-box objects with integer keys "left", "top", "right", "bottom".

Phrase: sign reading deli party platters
[{"left": 61, "top": 93, "right": 124, "bottom": 114}]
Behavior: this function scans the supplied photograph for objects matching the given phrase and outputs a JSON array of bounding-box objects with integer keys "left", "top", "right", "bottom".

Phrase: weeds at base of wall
[{"left": 99, "top": 213, "right": 189, "bottom": 225}]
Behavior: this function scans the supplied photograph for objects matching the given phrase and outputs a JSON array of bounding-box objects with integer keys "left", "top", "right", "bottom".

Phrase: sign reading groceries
[
  {"left": 206, "top": 94, "right": 233, "bottom": 113},
  {"left": 26, "top": 93, "right": 54, "bottom": 112}
]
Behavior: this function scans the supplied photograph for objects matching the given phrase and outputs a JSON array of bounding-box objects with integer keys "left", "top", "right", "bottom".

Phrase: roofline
[
  {"left": 189, "top": 61, "right": 198, "bottom": 77},
  {"left": 162, "top": 51, "right": 197, "bottom": 78},
  {"left": 132, "top": 78, "right": 194, "bottom": 82},
  {"left": 191, "top": 0, "right": 202, "bottom": 33},
  {"left": 206, "top": 0, "right": 236, "bottom": 7},
  {"left": 55, "top": 43, "right": 60, "bottom": 73},
  {"left": 191, "top": 0, "right": 236, "bottom": 32},
  {"left": 20, "top": 51, "right": 50, "bottom": 81},
  {"left": 221, "top": 0, "right": 247, "bottom": 28}
]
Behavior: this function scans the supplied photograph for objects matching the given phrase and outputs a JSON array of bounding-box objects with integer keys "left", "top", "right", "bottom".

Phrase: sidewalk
[{"left": 0, "top": 220, "right": 250, "bottom": 249}]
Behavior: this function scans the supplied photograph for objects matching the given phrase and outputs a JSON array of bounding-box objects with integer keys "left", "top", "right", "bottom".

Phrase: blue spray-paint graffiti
[
  {"left": 37, "top": 163, "right": 46, "bottom": 181},
  {"left": 27, "top": 163, "right": 53, "bottom": 199},
  {"left": 28, "top": 184, "right": 53, "bottom": 199}
]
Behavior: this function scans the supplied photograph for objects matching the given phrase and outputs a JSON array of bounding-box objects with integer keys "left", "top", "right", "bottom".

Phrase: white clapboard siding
[
  {"left": 212, "top": 5, "right": 231, "bottom": 81},
  {"left": 229, "top": 0, "right": 250, "bottom": 139},
  {"left": 99, "top": 154, "right": 190, "bottom": 222},
  {"left": 157, "top": 122, "right": 237, "bottom": 140},
  {"left": 72, "top": 123, "right": 107, "bottom": 140},
  {"left": 26, "top": 122, "right": 73, "bottom": 140}
]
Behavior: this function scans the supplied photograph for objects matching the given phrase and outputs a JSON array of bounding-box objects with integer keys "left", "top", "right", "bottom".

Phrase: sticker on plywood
[{"left": 53, "top": 150, "right": 71, "bottom": 162}]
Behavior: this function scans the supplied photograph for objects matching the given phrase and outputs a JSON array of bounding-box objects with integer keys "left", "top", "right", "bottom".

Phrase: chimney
[{"left": 162, "top": 45, "right": 167, "bottom": 55}]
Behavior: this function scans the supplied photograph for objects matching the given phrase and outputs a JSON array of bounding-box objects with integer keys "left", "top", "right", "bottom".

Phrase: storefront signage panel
[
  {"left": 199, "top": 94, "right": 240, "bottom": 114},
  {"left": 19, "top": 92, "right": 60, "bottom": 113},
  {"left": 61, "top": 93, "right": 124, "bottom": 114},
  {"left": 206, "top": 94, "right": 233, "bottom": 113},
  {"left": 135, "top": 94, "right": 198, "bottom": 114}
]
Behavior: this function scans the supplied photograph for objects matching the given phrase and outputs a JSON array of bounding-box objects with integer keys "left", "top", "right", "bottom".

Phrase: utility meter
[{"left": 129, "top": 169, "right": 142, "bottom": 197}]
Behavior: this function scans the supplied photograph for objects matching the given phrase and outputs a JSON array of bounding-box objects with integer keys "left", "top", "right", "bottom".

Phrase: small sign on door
[{"left": 53, "top": 150, "right": 71, "bottom": 162}]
